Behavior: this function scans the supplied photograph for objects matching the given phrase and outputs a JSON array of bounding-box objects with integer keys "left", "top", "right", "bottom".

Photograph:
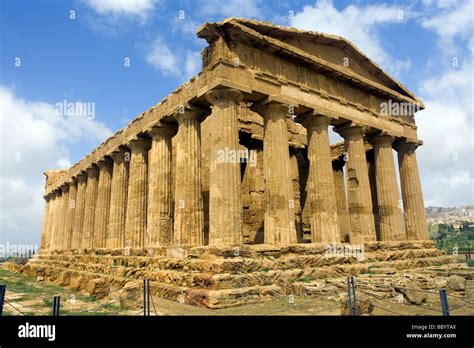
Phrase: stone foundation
[{"left": 8, "top": 241, "right": 464, "bottom": 309}]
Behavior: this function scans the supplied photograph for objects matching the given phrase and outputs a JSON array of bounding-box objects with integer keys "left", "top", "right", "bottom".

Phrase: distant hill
[{"left": 425, "top": 205, "right": 474, "bottom": 224}]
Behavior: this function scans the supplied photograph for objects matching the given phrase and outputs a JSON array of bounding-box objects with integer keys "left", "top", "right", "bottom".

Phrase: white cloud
[
  {"left": 146, "top": 38, "right": 180, "bottom": 75},
  {"left": 84, "top": 0, "right": 156, "bottom": 20},
  {"left": 416, "top": 62, "right": 473, "bottom": 206},
  {"left": 146, "top": 37, "right": 201, "bottom": 80},
  {"left": 289, "top": 0, "right": 412, "bottom": 76},
  {"left": 420, "top": 0, "right": 473, "bottom": 55},
  {"left": 0, "top": 86, "right": 112, "bottom": 245}
]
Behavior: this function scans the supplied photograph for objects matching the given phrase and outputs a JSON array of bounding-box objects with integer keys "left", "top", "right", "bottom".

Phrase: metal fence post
[
  {"left": 439, "top": 289, "right": 449, "bottom": 316},
  {"left": 346, "top": 277, "right": 353, "bottom": 315},
  {"left": 52, "top": 295, "right": 60, "bottom": 316},
  {"left": 147, "top": 279, "right": 151, "bottom": 316},
  {"left": 143, "top": 279, "right": 150, "bottom": 316},
  {"left": 350, "top": 276, "right": 358, "bottom": 316},
  {"left": 0, "top": 284, "right": 6, "bottom": 316}
]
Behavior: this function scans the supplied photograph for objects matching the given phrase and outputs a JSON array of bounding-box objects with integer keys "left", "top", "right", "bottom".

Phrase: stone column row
[{"left": 39, "top": 90, "right": 429, "bottom": 253}]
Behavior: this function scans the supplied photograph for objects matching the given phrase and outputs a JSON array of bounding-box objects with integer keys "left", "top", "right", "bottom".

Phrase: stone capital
[
  {"left": 368, "top": 133, "right": 395, "bottom": 146},
  {"left": 85, "top": 165, "right": 99, "bottom": 178},
  {"left": 96, "top": 157, "right": 113, "bottom": 170},
  {"left": 205, "top": 88, "right": 243, "bottom": 107},
  {"left": 126, "top": 137, "right": 151, "bottom": 152},
  {"left": 76, "top": 172, "right": 87, "bottom": 183},
  {"left": 334, "top": 123, "right": 368, "bottom": 139},
  {"left": 298, "top": 113, "right": 332, "bottom": 129},
  {"left": 148, "top": 124, "right": 177, "bottom": 139},
  {"left": 253, "top": 100, "right": 291, "bottom": 117},
  {"left": 393, "top": 139, "right": 421, "bottom": 153},
  {"left": 173, "top": 104, "right": 207, "bottom": 124},
  {"left": 60, "top": 183, "right": 69, "bottom": 193},
  {"left": 110, "top": 149, "right": 127, "bottom": 163}
]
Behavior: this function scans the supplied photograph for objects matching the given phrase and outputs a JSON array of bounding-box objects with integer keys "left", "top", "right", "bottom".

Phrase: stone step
[
  {"left": 36, "top": 247, "right": 444, "bottom": 274},
  {"left": 21, "top": 262, "right": 282, "bottom": 309},
  {"left": 29, "top": 254, "right": 456, "bottom": 290},
  {"left": 41, "top": 240, "right": 436, "bottom": 260}
]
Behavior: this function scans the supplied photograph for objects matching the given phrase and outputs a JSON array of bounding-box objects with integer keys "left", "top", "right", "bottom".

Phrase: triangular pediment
[{"left": 198, "top": 18, "right": 422, "bottom": 106}]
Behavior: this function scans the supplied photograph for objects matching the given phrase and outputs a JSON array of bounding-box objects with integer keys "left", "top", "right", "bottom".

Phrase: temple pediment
[{"left": 198, "top": 18, "right": 422, "bottom": 107}]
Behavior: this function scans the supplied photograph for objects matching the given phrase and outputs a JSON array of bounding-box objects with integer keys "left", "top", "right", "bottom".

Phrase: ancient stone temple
[{"left": 25, "top": 19, "right": 455, "bottom": 308}]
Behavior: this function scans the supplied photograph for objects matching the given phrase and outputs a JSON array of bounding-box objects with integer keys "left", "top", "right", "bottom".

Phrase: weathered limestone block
[
  {"left": 86, "top": 278, "right": 110, "bottom": 299},
  {"left": 118, "top": 281, "right": 142, "bottom": 309},
  {"left": 447, "top": 275, "right": 466, "bottom": 291}
]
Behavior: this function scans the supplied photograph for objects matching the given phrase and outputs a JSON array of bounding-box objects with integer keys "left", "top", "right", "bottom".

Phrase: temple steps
[{"left": 9, "top": 241, "right": 459, "bottom": 308}]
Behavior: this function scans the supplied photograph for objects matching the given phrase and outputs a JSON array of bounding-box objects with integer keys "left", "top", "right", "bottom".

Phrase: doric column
[
  {"left": 55, "top": 184, "right": 69, "bottom": 251},
  {"left": 124, "top": 138, "right": 150, "bottom": 248},
  {"left": 173, "top": 107, "right": 204, "bottom": 246},
  {"left": 366, "top": 149, "right": 381, "bottom": 240},
  {"left": 63, "top": 179, "right": 77, "bottom": 250},
  {"left": 82, "top": 165, "right": 99, "bottom": 249},
  {"left": 44, "top": 192, "right": 56, "bottom": 251},
  {"left": 39, "top": 195, "right": 51, "bottom": 251},
  {"left": 333, "top": 158, "right": 350, "bottom": 242},
  {"left": 72, "top": 173, "right": 87, "bottom": 249},
  {"left": 107, "top": 149, "right": 129, "bottom": 248},
  {"left": 300, "top": 114, "right": 339, "bottom": 243},
  {"left": 48, "top": 191, "right": 59, "bottom": 251},
  {"left": 394, "top": 140, "right": 428, "bottom": 240},
  {"left": 205, "top": 88, "right": 243, "bottom": 246},
  {"left": 255, "top": 101, "right": 297, "bottom": 245},
  {"left": 147, "top": 125, "right": 176, "bottom": 247},
  {"left": 369, "top": 134, "right": 405, "bottom": 241},
  {"left": 335, "top": 124, "right": 376, "bottom": 244},
  {"left": 93, "top": 158, "right": 113, "bottom": 249}
]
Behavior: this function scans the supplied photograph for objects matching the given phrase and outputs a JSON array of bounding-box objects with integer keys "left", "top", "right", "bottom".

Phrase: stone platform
[{"left": 8, "top": 241, "right": 460, "bottom": 309}]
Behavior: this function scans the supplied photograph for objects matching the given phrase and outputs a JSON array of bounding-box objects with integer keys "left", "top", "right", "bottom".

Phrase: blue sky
[{"left": 0, "top": 0, "right": 472, "bottom": 245}]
